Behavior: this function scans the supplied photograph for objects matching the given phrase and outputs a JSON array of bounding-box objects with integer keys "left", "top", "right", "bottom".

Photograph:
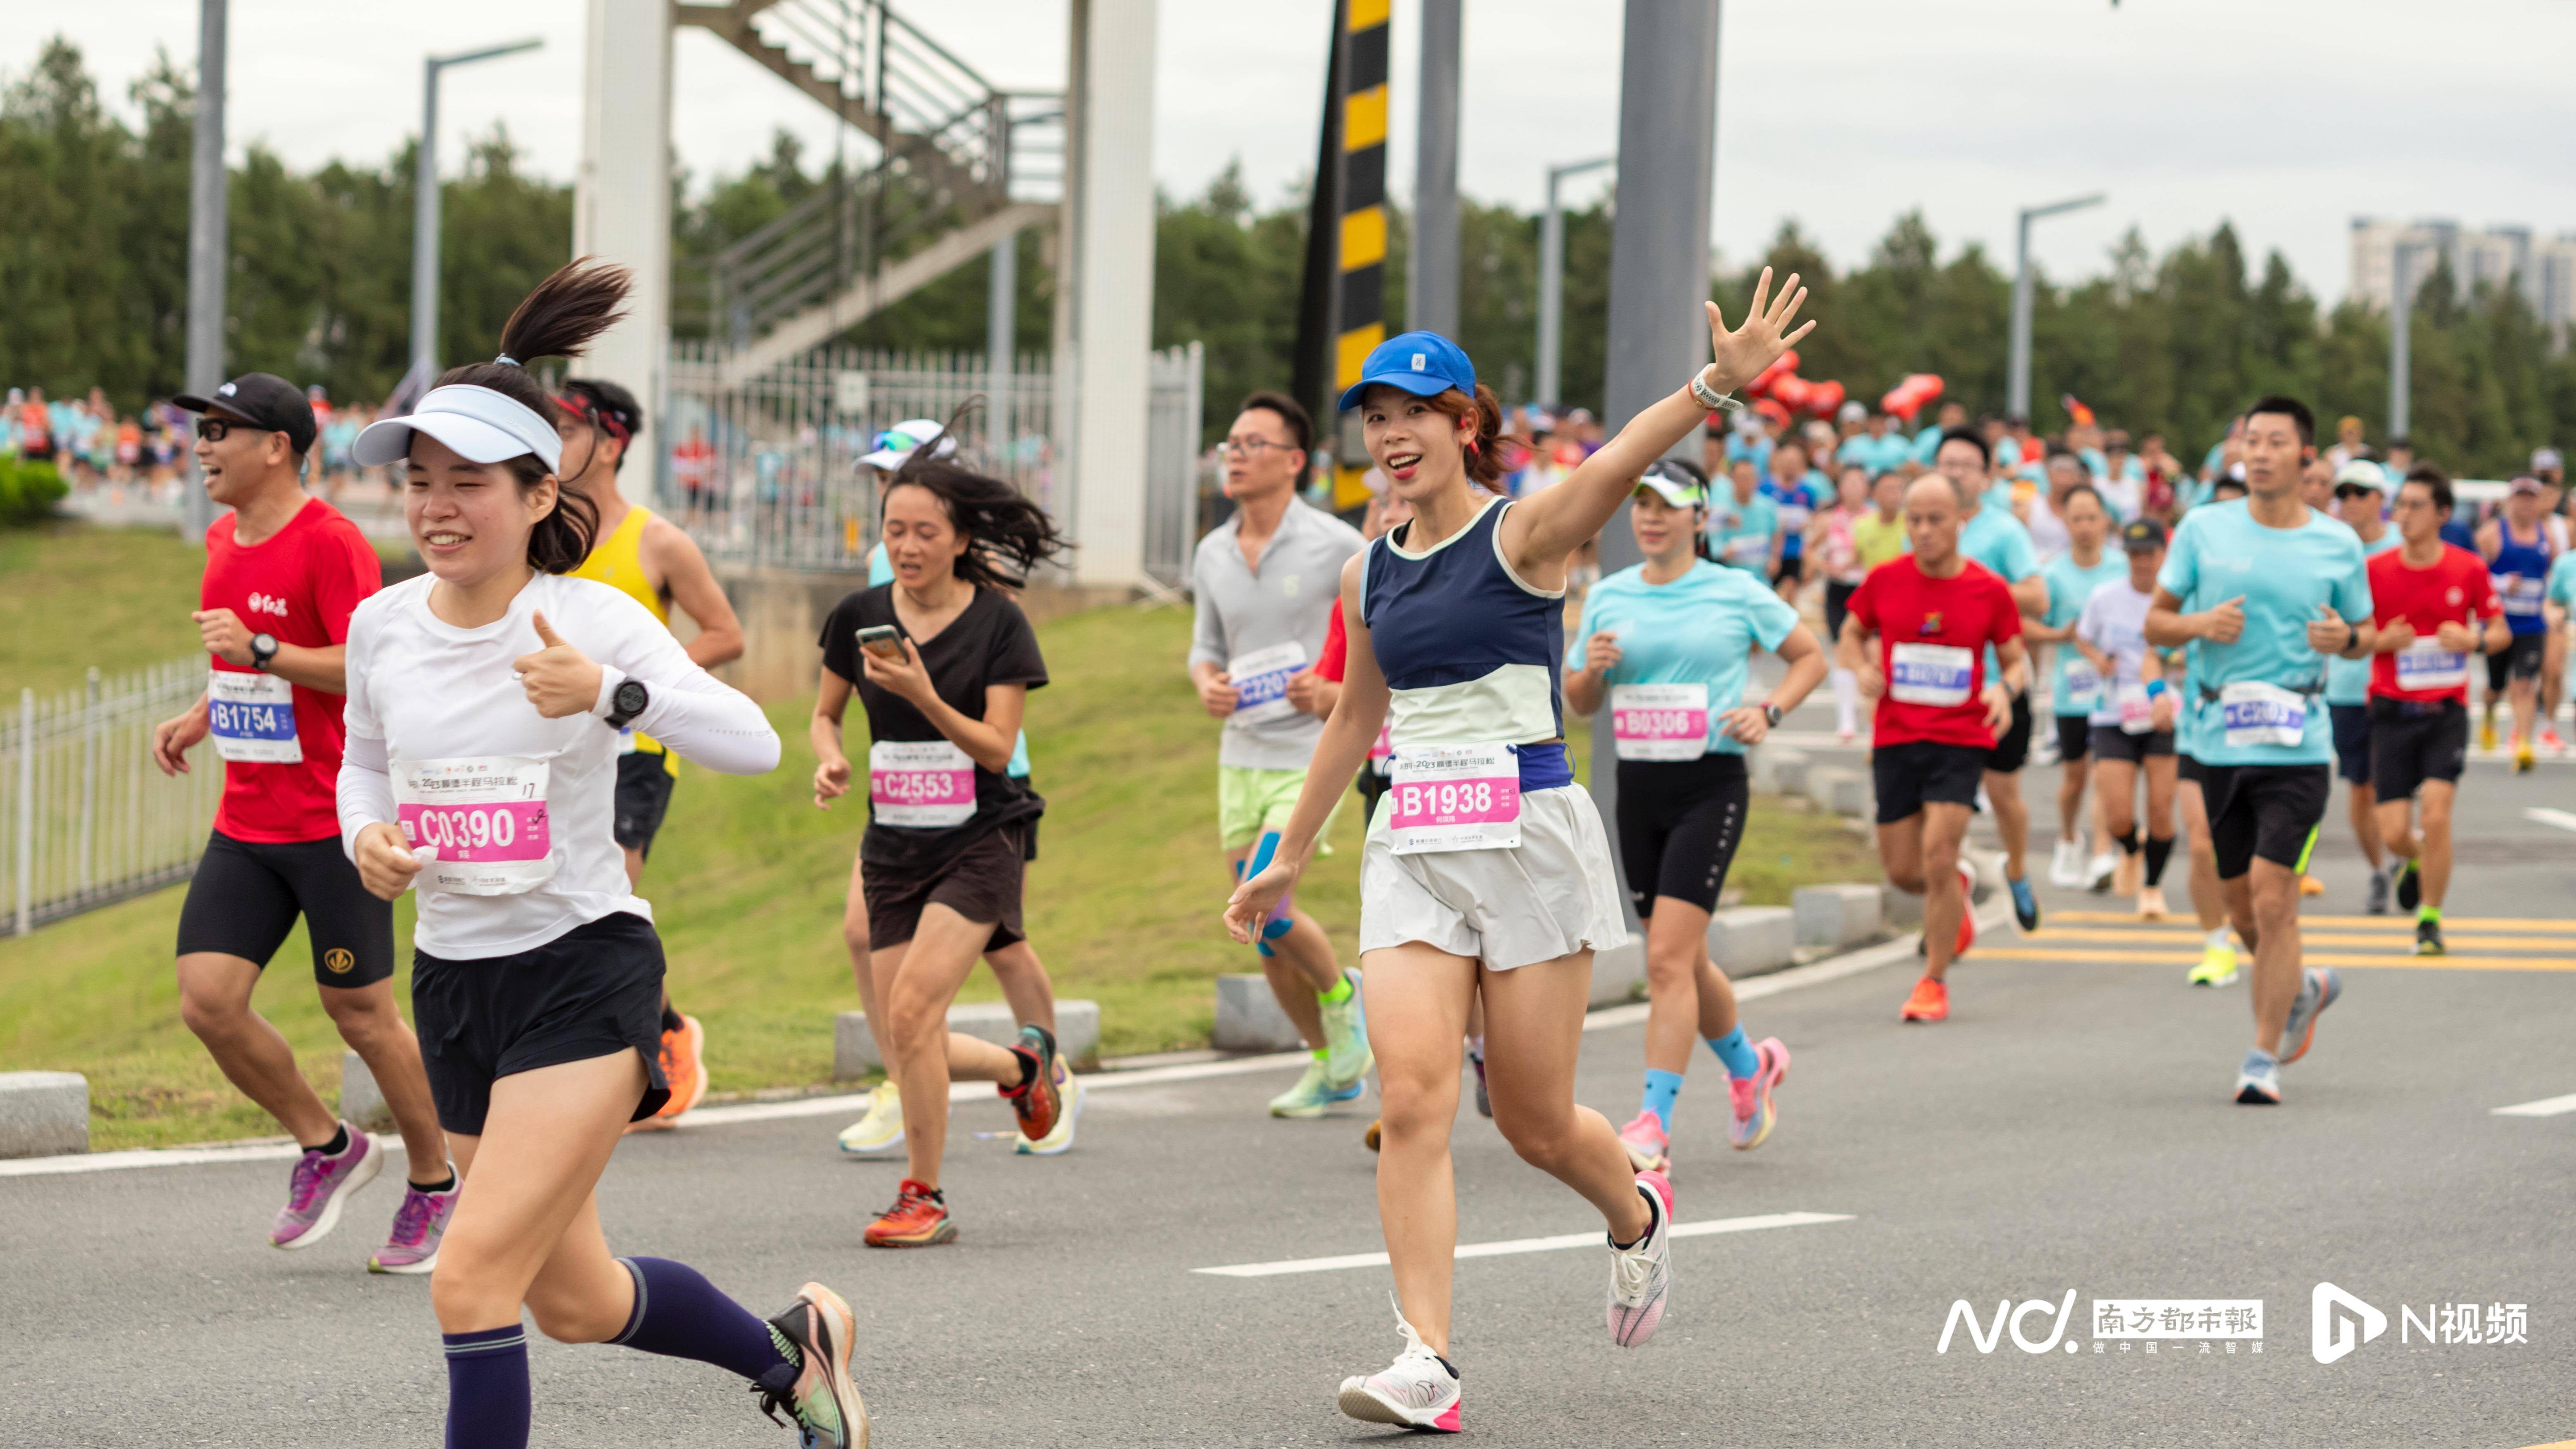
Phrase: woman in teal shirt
[
  {"left": 2026, "top": 485, "right": 2126, "bottom": 887},
  {"left": 1564, "top": 459, "right": 1827, "bottom": 1177}
]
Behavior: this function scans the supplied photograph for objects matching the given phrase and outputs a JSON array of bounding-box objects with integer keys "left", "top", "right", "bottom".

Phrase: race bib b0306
[
  {"left": 1610, "top": 683, "right": 1709, "bottom": 761},
  {"left": 208, "top": 670, "right": 301, "bottom": 764},
  {"left": 392, "top": 756, "right": 554, "bottom": 895}
]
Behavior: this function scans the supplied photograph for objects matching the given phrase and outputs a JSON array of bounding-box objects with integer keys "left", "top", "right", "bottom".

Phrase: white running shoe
[
  {"left": 1607, "top": 1170, "right": 1676, "bottom": 1348},
  {"left": 836, "top": 1082, "right": 904, "bottom": 1155},
  {"left": 2085, "top": 852, "right": 2119, "bottom": 893},
  {"left": 1338, "top": 1308, "right": 1461, "bottom": 1433},
  {"left": 2047, "top": 838, "right": 2085, "bottom": 888}
]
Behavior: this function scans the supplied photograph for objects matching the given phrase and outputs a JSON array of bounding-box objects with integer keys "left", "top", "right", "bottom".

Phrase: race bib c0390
[
  {"left": 1226, "top": 641, "right": 1309, "bottom": 728},
  {"left": 208, "top": 670, "right": 301, "bottom": 764},
  {"left": 393, "top": 756, "right": 553, "bottom": 895},
  {"left": 1889, "top": 643, "right": 1975, "bottom": 708}
]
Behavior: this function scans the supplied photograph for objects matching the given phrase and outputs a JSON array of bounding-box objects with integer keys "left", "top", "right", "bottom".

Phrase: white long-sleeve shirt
[{"left": 337, "top": 571, "right": 779, "bottom": 959}]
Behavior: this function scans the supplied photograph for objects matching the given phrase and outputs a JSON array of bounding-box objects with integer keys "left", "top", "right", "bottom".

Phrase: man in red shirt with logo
[
  {"left": 2366, "top": 469, "right": 2507, "bottom": 958},
  {"left": 1840, "top": 474, "right": 2029, "bottom": 1024},
  {"left": 151, "top": 373, "right": 453, "bottom": 1271}
]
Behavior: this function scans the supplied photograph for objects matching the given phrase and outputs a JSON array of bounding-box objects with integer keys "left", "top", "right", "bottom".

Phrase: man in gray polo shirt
[{"left": 1189, "top": 390, "right": 1373, "bottom": 1118}]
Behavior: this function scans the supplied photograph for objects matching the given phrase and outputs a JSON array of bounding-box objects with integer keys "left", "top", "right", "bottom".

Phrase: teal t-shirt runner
[
  {"left": 2040, "top": 551, "right": 2128, "bottom": 718},
  {"left": 2156, "top": 500, "right": 2372, "bottom": 767},
  {"left": 1707, "top": 492, "right": 1780, "bottom": 575},
  {"left": 2324, "top": 528, "right": 2403, "bottom": 704},
  {"left": 2548, "top": 552, "right": 2576, "bottom": 615},
  {"left": 1957, "top": 501, "right": 2040, "bottom": 676},
  {"left": 1567, "top": 559, "right": 1799, "bottom": 757},
  {"left": 867, "top": 541, "right": 1033, "bottom": 778}
]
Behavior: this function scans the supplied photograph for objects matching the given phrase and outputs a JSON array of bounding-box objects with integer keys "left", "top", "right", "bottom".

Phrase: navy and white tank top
[
  {"left": 1359, "top": 496, "right": 1574, "bottom": 791},
  {"left": 2492, "top": 522, "right": 2555, "bottom": 635}
]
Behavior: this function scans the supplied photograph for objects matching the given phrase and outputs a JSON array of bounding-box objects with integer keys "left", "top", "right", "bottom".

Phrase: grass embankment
[{"left": 1, "top": 535, "right": 1876, "bottom": 1149}]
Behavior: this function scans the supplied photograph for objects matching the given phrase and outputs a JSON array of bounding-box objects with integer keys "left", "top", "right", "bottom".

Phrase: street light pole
[
  {"left": 410, "top": 39, "right": 543, "bottom": 399},
  {"left": 2007, "top": 192, "right": 2104, "bottom": 420},
  {"left": 1537, "top": 156, "right": 1613, "bottom": 408},
  {"left": 180, "top": 0, "right": 227, "bottom": 545},
  {"left": 2388, "top": 244, "right": 2417, "bottom": 441}
]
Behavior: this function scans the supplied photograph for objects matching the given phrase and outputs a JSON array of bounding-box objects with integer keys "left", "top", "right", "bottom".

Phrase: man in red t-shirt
[
  {"left": 152, "top": 373, "right": 452, "bottom": 1270},
  {"left": 2365, "top": 471, "right": 2508, "bottom": 957},
  {"left": 1840, "top": 475, "right": 2029, "bottom": 1023}
]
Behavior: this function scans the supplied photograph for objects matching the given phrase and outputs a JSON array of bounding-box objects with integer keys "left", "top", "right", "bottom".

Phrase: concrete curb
[
  {"left": 834, "top": 1001, "right": 1100, "bottom": 1079},
  {"left": 0, "top": 1071, "right": 88, "bottom": 1158}
]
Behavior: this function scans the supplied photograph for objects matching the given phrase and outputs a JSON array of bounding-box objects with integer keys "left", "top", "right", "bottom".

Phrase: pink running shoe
[
  {"left": 1728, "top": 1037, "right": 1791, "bottom": 1151},
  {"left": 1607, "top": 1169, "right": 1675, "bottom": 1348},
  {"left": 271, "top": 1123, "right": 383, "bottom": 1250},
  {"left": 1615, "top": 1110, "right": 1670, "bottom": 1173},
  {"left": 369, "top": 1179, "right": 460, "bottom": 1274},
  {"left": 1338, "top": 1308, "right": 1462, "bottom": 1433}
]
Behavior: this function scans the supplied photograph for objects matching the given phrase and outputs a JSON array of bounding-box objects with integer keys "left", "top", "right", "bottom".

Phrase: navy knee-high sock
[
  {"left": 443, "top": 1325, "right": 531, "bottom": 1449},
  {"left": 611, "top": 1257, "right": 797, "bottom": 1382}
]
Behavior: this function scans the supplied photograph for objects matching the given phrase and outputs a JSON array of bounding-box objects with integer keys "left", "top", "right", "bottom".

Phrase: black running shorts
[
  {"left": 1614, "top": 754, "right": 1749, "bottom": 917},
  {"left": 862, "top": 822, "right": 1028, "bottom": 952},
  {"left": 1872, "top": 740, "right": 1986, "bottom": 824},
  {"left": 2197, "top": 763, "right": 2331, "bottom": 880},
  {"left": 2055, "top": 713, "right": 2091, "bottom": 762},
  {"left": 2328, "top": 703, "right": 2373, "bottom": 786},
  {"left": 612, "top": 751, "right": 678, "bottom": 858},
  {"left": 2487, "top": 632, "right": 2545, "bottom": 689},
  {"left": 2087, "top": 725, "right": 2176, "bottom": 764},
  {"left": 175, "top": 831, "right": 395, "bottom": 987},
  {"left": 2369, "top": 698, "right": 2468, "bottom": 803},
  {"left": 1984, "top": 693, "right": 2034, "bottom": 773},
  {"left": 411, "top": 911, "right": 670, "bottom": 1135},
  {"left": 2176, "top": 751, "right": 2206, "bottom": 785}
]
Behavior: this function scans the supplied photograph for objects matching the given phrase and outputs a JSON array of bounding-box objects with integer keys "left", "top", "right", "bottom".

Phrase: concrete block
[
  {"left": 834, "top": 1000, "right": 1100, "bottom": 1079},
  {"left": 1707, "top": 906, "right": 1796, "bottom": 976},
  {"left": 1589, "top": 933, "right": 1647, "bottom": 1007},
  {"left": 0, "top": 1071, "right": 88, "bottom": 1158},
  {"left": 1884, "top": 886, "right": 1924, "bottom": 928},
  {"left": 1795, "top": 883, "right": 1885, "bottom": 949},
  {"left": 1760, "top": 747, "right": 1814, "bottom": 796},
  {"left": 1805, "top": 765, "right": 1870, "bottom": 818},
  {"left": 338, "top": 1051, "right": 392, "bottom": 1132},
  {"left": 1212, "top": 975, "right": 1307, "bottom": 1052}
]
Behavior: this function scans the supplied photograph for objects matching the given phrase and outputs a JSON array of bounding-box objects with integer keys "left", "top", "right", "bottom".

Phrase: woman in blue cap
[{"left": 1226, "top": 271, "right": 1812, "bottom": 1432}]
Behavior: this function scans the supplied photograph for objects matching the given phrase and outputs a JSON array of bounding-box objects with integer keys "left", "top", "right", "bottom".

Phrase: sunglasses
[{"left": 194, "top": 417, "right": 271, "bottom": 444}]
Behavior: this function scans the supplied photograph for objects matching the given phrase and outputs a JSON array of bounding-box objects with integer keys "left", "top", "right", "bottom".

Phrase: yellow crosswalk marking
[
  {"left": 2027, "top": 928, "right": 2576, "bottom": 951},
  {"left": 1974, "top": 947, "right": 2576, "bottom": 972},
  {"left": 2046, "top": 910, "right": 2576, "bottom": 932}
]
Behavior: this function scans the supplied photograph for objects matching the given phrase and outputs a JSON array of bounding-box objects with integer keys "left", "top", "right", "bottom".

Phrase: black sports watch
[
  {"left": 604, "top": 678, "right": 650, "bottom": 729},
  {"left": 249, "top": 634, "right": 279, "bottom": 673},
  {"left": 1761, "top": 703, "right": 1784, "bottom": 729}
]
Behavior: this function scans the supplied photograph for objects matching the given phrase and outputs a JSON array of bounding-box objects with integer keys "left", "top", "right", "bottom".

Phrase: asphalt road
[{"left": 5, "top": 718, "right": 2572, "bottom": 1449}]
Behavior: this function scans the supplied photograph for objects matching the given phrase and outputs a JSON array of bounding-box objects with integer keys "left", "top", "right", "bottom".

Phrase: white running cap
[
  {"left": 861, "top": 418, "right": 956, "bottom": 472},
  {"left": 355, "top": 385, "right": 563, "bottom": 474}
]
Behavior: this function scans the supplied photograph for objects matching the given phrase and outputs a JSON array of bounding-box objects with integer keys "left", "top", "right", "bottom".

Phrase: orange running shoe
[
  {"left": 1953, "top": 859, "right": 1979, "bottom": 958},
  {"left": 864, "top": 1179, "right": 956, "bottom": 1248},
  {"left": 1900, "top": 976, "right": 1949, "bottom": 1023},
  {"left": 998, "top": 1025, "right": 1062, "bottom": 1144},
  {"left": 2298, "top": 874, "right": 2325, "bottom": 897},
  {"left": 626, "top": 1012, "right": 706, "bottom": 1134}
]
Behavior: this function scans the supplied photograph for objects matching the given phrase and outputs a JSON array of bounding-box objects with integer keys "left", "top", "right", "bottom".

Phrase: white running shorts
[{"left": 1358, "top": 784, "right": 1629, "bottom": 970}]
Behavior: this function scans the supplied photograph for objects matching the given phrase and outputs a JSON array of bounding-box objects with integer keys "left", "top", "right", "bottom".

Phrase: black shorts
[
  {"left": 2055, "top": 713, "right": 2092, "bottom": 762},
  {"left": 2328, "top": 703, "right": 2372, "bottom": 785},
  {"left": 2087, "top": 725, "right": 2176, "bottom": 764},
  {"left": 1771, "top": 555, "right": 1805, "bottom": 588},
  {"left": 411, "top": 911, "right": 670, "bottom": 1135},
  {"left": 1614, "top": 754, "right": 1749, "bottom": 916},
  {"left": 2488, "top": 632, "right": 2546, "bottom": 688},
  {"left": 2369, "top": 697, "right": 2469, "bottom": 803},
  {"left": 2198, "top": 763, "right": 2331, "bottom": 880},
  {"left": 1824, "top": 580, "right": 1860, "bottom": 645},
  {"left": 175, "top": 831, "right": 395, "bottom": 987},
  {"left": 2176, "top": 751, "right": 2207, "bottom": 784},
  {"left": 862, "top": 823, "right": 1028, "bottom": 952},
  {"left": 613, "top": 751, "right": 677, "bottom": 858},
  {"left": 1872, "top": 740, "right": 1986, "bottom": 824},
  {"left": 1984, "top": 693, "right": 2034, "bottom": 773}
]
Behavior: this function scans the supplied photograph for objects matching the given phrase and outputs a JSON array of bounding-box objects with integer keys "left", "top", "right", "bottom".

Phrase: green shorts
[{"left": 1219, "top": 764, "right": 1344, "bottom": 853}]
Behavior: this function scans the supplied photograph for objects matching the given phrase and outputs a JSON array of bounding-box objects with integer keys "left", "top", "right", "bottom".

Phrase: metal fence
[
  {"left": 662, "top": 339, "right": 1206, "bottom": 587},
  {"left": 4, "top": 661, "right": 222, "bottom": 935}
]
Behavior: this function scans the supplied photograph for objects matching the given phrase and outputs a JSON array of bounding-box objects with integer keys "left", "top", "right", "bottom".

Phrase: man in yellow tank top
[{"left": 556, "top": 379, "right": 747, "bottom": 1129}]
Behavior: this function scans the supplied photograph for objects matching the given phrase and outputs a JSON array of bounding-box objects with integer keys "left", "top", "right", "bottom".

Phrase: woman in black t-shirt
[{"left": 811, "top": 441, "right": 1070, "bottom": 1247}]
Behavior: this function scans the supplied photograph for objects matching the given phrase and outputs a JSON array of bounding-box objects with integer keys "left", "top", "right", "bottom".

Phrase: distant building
[{"left": 2351, "top": 218, "right": 2576, "bottom": 340}]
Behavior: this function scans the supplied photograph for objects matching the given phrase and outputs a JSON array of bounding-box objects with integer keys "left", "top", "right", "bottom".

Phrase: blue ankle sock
[
  {"left": 1640, "top": 1069, "right": 1685, "bottom": 1131},
  {"left": 1706, "top": 1026, "right": 1760, "bottom": 1080},
  {"left": 443, "top": 1325, "right": 531, "bottom": 1449},
  {"left": 611, "top": 1257, "right": 796, "bottom": 1382}
]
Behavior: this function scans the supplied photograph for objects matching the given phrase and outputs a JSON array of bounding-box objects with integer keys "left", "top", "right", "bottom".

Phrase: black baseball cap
[
  {"left": 2121, "top": 518, "right": 2167, "bottom": 552},
  {"left": 173, "top": 373, "right": 317, "bottom": 455}
]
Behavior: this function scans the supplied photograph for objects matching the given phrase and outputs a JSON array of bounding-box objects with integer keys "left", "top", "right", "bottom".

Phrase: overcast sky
[{"left": 32, "top": 0, "right": 2576, "bottom": 301}]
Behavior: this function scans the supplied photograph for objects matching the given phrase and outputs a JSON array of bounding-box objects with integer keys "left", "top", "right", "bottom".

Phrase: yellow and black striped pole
[{"left": 1332, "top": 0, "right": 1390, "bottom": 511}]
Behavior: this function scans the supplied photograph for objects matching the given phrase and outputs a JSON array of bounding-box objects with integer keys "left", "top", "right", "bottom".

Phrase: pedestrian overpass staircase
[{"left": 674, "top": 0, "right": 1061, "bottom": 381}]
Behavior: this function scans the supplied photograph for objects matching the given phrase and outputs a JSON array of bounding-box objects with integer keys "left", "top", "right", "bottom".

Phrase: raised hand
[{"left": 1705, "top": 267, "right": 1817, "bottom": 396}]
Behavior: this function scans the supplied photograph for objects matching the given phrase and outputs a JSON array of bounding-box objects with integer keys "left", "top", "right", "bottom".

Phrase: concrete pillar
[
  {"left": 180, "top": 0, "right": 227, "bottom": 545},
  {"left": 574, "top": 0, "right": 674, "bottom": 509},
  {"left": 1409, "top": 0, "right": 1461, "bottom": 339},
  {"left": 1062, "top": 0, "right": 1160, "bottom": 588},
  {"left": 1591, "top": 1, "right": 1721, "bottom": 923}
]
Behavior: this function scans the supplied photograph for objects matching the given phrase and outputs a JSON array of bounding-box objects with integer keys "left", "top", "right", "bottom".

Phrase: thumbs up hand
[
  {"left": 513, "top": 610, "right": 606, "bottom": 718},
  {"left": 2305, "top": 602, "right": 2353, "bottom": 656}
]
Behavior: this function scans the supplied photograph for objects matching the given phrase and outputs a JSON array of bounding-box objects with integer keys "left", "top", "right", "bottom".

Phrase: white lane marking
[
  {"left": 2524, "top": 808, "right": 2576, "bottom": 834},
  {"left": 1193, "top": 1210, "right": 1856, "bottom": 1278},
  {"left": 2, "top": 906, "right": 1982, "bottom": 1181},
  {"left": 2491, "top": 1092, "right": 2576, "bottom": 1118}
]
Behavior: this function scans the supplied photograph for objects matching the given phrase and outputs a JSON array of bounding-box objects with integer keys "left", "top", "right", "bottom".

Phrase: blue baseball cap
[{"left": 1337, "top": 331, "right": 1476, "bottom": 412}]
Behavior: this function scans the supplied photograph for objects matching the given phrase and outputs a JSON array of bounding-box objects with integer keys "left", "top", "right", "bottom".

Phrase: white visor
[
  {"left": 354, "top": 384, "right": 563, "bottom": 473},
  {"left": 861, "top": 418, "right": 957, "bottom": 472}
]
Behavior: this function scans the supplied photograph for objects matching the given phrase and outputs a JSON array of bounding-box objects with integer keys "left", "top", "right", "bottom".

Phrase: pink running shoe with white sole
[
  {"left": 369, "top": 1179, "right": 459, "bottom": 1274},
  {"left": 1338, "top": 1309, "right": 1461, "bottom": 1433},
  {"left": 1608, "top": 1169, "right": 1675, "bottom": 1348},
  {"left": 1615, "top": 1110, "right": 1670, "bottom": 1173},
  {"left": 1728, "top": 1038, "right": 1790, "bottom": 1150},
  {"left": 271, "top": 1123, "right": 382, "bottom": 1250}
]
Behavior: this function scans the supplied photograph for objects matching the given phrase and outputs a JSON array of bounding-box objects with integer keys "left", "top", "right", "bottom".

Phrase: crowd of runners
[{"left": 133, "top": 247, "right": 2575, "bottom": 1446}]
